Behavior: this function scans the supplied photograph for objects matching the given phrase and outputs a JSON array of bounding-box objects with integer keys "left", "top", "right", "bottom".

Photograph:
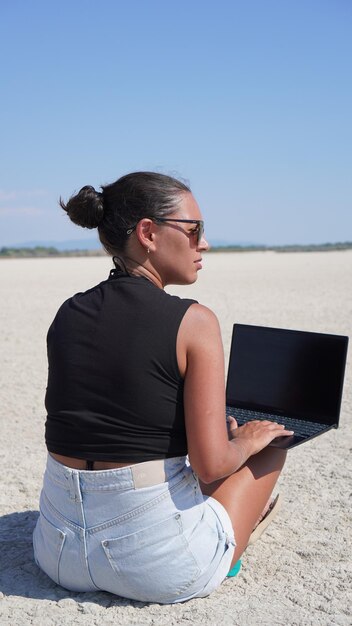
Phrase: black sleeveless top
[{"left": 45, "top": 270, "right": 196, "bottom": 461}]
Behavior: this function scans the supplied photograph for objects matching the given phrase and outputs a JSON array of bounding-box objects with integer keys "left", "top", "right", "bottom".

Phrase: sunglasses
[{"left": 126, "top": 218, "right": 205, "bottom": 245}]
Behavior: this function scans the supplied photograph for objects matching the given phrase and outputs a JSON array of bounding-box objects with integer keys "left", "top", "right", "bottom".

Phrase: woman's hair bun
[{"left": 60, "top": 185, "right": 104, "bottom": 229}]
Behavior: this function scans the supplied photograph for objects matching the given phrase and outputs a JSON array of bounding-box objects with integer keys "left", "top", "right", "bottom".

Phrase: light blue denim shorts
[{"left": 33, "top": 454, "right": 236, "bottom": 604}]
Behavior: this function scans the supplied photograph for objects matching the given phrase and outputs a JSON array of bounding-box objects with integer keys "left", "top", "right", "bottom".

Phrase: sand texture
[{"left": 0, "top": 251, "right": 351, "bottom": 625}]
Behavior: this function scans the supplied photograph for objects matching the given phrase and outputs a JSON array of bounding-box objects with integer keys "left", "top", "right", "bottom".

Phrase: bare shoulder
[
  {"left": 181, "top": 302, "right": 220, "bottom": 331},
  {"left": 178, "top": 303, "right": 222, "bottom": 354}
]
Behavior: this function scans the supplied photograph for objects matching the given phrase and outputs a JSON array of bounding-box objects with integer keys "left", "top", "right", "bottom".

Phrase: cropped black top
[{"left": 45, "top": 270, "right": 196, "bottom": 461}]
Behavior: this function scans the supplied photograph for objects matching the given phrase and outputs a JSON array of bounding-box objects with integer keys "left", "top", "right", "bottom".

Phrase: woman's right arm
[{"left": 178, "top": 304, "right": 292, "bottom": 483}]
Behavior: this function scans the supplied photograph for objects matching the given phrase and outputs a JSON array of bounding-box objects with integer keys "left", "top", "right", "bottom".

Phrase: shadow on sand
[{"left": 0, "top": 510, "right": 149, "bottom": 608}]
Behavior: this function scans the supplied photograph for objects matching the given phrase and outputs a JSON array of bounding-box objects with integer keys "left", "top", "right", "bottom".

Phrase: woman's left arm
[{"left": 177, "top": 303, "right": 246, "bottom": 483}]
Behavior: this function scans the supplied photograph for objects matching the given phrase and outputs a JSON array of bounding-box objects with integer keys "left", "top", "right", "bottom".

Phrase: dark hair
[{"left": 60, "top": 171, "right": 191, "bottom": 255}]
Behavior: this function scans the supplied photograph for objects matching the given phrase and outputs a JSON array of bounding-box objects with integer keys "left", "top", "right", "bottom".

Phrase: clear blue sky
[{"left": 1, "top": 0, "right": 351, "bottom": 247}]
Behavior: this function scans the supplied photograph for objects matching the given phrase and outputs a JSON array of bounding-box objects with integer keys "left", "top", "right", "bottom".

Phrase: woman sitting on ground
[{"left": 33, "top": 171, "right": 292, "bottom": 603}]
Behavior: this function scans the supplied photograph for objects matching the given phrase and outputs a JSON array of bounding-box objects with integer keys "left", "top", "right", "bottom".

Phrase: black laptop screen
[{"left": 226, "top": 325, "right": 348, "bottom": 424}]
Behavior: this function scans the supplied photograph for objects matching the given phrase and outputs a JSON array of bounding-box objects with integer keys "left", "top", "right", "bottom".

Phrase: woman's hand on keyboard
[{"left": 227, "top": 415, "right": 294, "bottom": 456}]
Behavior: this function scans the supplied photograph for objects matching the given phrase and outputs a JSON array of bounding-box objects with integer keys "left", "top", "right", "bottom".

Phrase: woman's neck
[{"left": 115, "top": 255, "right": 164, "bottom": 289}]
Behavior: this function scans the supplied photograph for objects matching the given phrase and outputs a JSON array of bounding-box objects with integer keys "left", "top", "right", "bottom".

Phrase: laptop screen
[{"left": 226, "top": 324, "right": 348, "bottom": 425}]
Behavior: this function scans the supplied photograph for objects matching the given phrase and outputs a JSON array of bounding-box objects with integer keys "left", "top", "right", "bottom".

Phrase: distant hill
[
  {"left": 0, "top": 246, "right": 106, "bottom": 258},
  {"left": 208, "top": 239, "right": 257, "bottom": 247},
  {"left": 207, "top": 241, "right": 352, "bottom": 252},
  {"left": 6, "top": 238, "right": 102, "bottom": 251},
  {"left": 1, "top": 239, "right": 351, "bottom": 258}
]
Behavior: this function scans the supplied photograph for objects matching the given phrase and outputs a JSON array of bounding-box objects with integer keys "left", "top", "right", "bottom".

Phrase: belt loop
[{"left": 66, "top": 469, "right": 83, "bottom": 502}]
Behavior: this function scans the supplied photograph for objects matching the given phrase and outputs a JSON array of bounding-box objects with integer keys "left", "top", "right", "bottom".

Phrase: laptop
[{"left": 225, "top": 324, "right": 349, "bottom": 449}]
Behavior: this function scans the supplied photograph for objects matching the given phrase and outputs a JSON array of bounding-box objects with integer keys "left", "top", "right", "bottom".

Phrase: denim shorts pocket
[
  {"left": 33, "top": 513, "right": 66, "bottom": 585},
  {"left": 101, "top": 513, "right": 201, "bottom": 603}
]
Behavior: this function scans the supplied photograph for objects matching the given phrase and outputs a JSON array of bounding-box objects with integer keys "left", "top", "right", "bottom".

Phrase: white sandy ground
[{"left": 0, "top": 251, "right": 351, "bottom": 626}]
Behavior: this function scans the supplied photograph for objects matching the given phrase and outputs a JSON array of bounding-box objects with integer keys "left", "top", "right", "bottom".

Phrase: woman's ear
[{"left": 135, "top": 219, "right": 156, "bottom": 253}]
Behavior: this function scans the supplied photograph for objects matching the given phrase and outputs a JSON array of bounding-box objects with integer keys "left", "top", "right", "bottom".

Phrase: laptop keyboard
[{"left": 226, "top": 406, "right": 327, "bottom": 438}]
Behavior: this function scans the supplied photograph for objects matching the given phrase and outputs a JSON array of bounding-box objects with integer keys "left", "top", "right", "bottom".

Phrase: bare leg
[{"left": 200, "top": 447, "right": 287, "bottom": 568}]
